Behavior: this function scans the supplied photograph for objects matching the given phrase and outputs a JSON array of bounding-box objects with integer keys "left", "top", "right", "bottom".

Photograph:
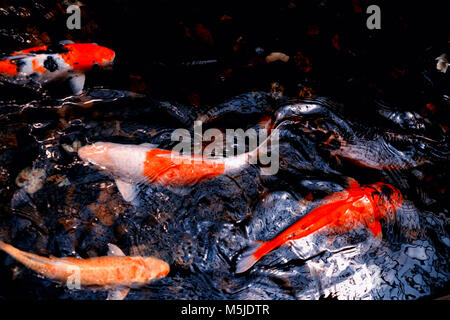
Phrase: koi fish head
[
  {"left": 78, "top": 142, "right": 113, "bottom": 167},
  {"left": 62, "top": 43, "right": 115, "bottom": 72},
  {"left": 142, "top": 257, "right": 170, "bottom": 282},
  {"left": 78, "top": 142, "right": 149, "bottom": 181},
  {"left": 368, "top": 182, "right": 403, "bottom": 220}
]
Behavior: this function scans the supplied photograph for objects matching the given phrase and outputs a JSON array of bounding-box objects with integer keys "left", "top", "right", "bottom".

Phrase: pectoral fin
[
  {"left": 107, "top": 287, "right": 130, "bottom": 300},
  {"left": 69, "top": 73, "right": 86, "bottom": 95},
  {"left": 115, "top": 179, "right": 137, "bottom": 203},
  {"left": 368, "top": 221, "right": 382, "bottom": 239}
]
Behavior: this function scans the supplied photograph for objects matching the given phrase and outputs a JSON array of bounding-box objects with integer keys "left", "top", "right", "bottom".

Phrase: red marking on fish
[
  {"left": 0, "top": 59, "right": 19, "bottom": 76},
  {"left": 32, "top": 58, "right": 46, "bottom": 74},
  {"left": 236, "top": 182, "right": 403, "bottom": 273},
  {"left": 8, "top": 43, "right": 115, "bottom": 70},
  {"left": 59, "top": 43, "right": 115, "bottom": 71},
  {"left": 143, "top": 148, "right": 226, "bottom": 187},
  {"left": 11, "top": 45, "right": 49, "bottom": 56}
]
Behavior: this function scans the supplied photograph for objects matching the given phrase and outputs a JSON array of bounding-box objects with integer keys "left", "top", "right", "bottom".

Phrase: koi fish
[
  {"left": 235, "top": 181, "right": 403, "bottom": 273},
  {"left": 273, "top": 102, "right": 450, "bottom": 170},
  {"left": 0, "top": 241, "right": 169, "bottom": 300},
  {"left": 78, "top": 135, "right": 277, "bottom": 202},
  {"left": 0, "top": 41, "right": 115, "bottom": 95},
  {"left": 326, "top": 132, "right": 450, "bottom": 170},
  {"left": 328, "top": 138, "right": 428, "bottom": 170}
]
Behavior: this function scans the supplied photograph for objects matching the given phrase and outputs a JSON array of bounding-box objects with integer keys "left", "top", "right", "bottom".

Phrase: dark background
[
  {"left": 0, "top": 0, "right": 449, "bottom": 301},
  {"left": 0, "top": 0, "right": 448, "bottom": 115}
]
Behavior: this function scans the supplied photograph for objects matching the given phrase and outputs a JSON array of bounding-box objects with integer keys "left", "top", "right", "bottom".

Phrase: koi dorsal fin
[
  {"left": 59, "top": 40, "right": 75, "bottom": 45},
  {"left": 139, "top": 143, "right": 157, "bottom": 149},
  {"left": 107, "top": 243, "right": 126, "bottom": 257}
]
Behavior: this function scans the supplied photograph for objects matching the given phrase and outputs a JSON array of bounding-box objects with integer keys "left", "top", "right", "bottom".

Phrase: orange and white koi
[
  {"left": 78, "top": 141, "right": 265, "bottom": 202},
  {"left": 0, "top": 41, "right": 115, "bottom": 95},
  {"left": 235, "top": 181, "right": 403, "bottom": 273},
  {"left": 0, "top": 241, "right": 169, "bottom": 300}
]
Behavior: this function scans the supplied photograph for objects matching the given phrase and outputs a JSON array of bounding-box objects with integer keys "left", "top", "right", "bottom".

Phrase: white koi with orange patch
[{"left": 78, "top": 142, "right": 252, "bottom": 203}]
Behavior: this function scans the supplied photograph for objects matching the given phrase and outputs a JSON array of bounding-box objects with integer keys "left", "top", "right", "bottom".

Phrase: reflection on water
[{"left": 0, "top": 88, "right": 448, "bottom": 299}]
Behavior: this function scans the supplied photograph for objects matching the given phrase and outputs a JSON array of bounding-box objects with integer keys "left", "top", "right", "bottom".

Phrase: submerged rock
[{"left": 15, "top": 167, "right": 46, "bottom": 194}]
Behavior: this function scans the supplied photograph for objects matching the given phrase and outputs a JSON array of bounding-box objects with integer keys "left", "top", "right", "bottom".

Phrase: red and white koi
[
  {"left": 77, "top": 141, "right": 266, "bottom": 202},
  {"left": 0, "top": 41, "right": 115, "bottom": 95}
]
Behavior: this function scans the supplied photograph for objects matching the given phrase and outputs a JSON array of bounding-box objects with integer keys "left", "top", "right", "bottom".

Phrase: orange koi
[
  {"left": 0, "top": 241, "right": 169, "bottom": 300},
  {"left": 235, "top": 181, "right": 403, "bottom": 273}
]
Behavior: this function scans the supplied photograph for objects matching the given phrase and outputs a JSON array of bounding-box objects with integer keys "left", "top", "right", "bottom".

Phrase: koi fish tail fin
[
  {"left": 224, "top": 127, "right": 280, "bottom": 174},
  {"left": 235, "top": 240, "right": 271, "bottom": 274},
  {"left": 0, "top": 241, "right": 22, "bottom": 262},
  {"left": 0, "top": 240, "right": 14, "bottom": 254}
]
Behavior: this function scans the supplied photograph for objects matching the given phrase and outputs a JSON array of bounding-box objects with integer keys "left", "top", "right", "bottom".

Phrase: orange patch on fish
[
  {"left": 0, "top": 59, "right": 19, "bottom": 76},
  {"left": 60, "top": 43, "right": 115, "bottom": 71},
  {"left": 11, "top": 45, "right": 48, "bottom": 55},
  {"left": 143, "top": 149, "right": 226, "bottom": 186},
  {"left": 32, "top": 58, "right": 46, "bottom": 74}
]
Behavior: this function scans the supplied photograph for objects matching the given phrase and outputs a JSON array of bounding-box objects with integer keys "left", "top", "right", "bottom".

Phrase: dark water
[
  {"left": 0, "top": 91, "right": 448, "bottom": 300},
  {"left": 0, "top": 0, "right": 449, "bottom": 300}
]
